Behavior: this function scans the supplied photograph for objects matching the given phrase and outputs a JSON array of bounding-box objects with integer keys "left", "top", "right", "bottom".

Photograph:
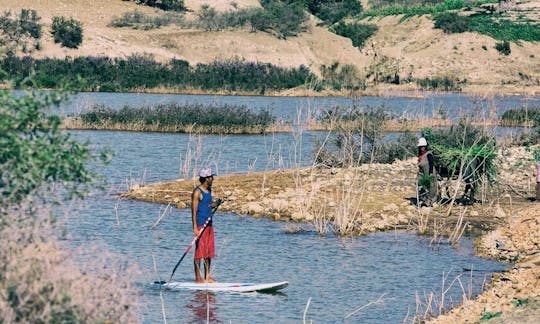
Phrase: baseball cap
[{"left": 199, "top": 167, "right": 216, "bottom": 178}]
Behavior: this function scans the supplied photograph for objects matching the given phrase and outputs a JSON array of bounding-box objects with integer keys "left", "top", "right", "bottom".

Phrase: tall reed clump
[
  {"left": 0, "top": 90, "right": 139, "bottom": 322},
  {"left": 74, "top": 103, "right": 276, "bottom": 134}
]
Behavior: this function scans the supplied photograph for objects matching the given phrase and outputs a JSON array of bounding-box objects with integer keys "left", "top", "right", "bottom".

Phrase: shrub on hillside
[
  {"left": 433, "top": 12, "right": 470, "bottom": 33},
  {"left": 261, "top": 0, "right": 363, "bottom": 24},
  {"left": 330, "top": 21, "right": 378, "bottom": 48},
  {"left": 133, "top": 0, "right": 186, "bottom": 11},
  {"left": 51, "top": 16, "right": 83, "bottom": 48},
  {"left": 250, "top": 1, "right": 308, "bottom": 39},
  {"left": 0, "top": 9, "right": 42, "bottom": 53},
  {"left": 495, "top": 40, "right": 511, "bottom": 55},
  {"left": 109, "top": 10, "right": 180, "bottom": 30}
]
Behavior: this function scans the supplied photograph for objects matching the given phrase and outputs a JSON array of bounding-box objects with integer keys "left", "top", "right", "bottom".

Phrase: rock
[
  {"left": 176, "top": 201, "right": 187, "bottom": 209},
  {"left": 246, "top": 202, "right": 264, "bottom": 214}
]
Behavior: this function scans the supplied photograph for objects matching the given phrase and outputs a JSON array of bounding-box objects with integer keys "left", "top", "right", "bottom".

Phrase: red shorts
[{"left": 194, "top": 225, "right": 214, "bottom": 259}]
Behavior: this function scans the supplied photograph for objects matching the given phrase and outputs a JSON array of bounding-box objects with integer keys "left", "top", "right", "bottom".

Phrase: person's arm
[
  {"left": 191, "top": 189, "right": 201, "bottom": 236},
  {"left": 428, "top": 153, "right": 434, "bottom": 175}
]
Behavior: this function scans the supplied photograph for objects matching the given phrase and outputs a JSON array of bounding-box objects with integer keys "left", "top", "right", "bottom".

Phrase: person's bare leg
[
  {"left": 204, "top": 258, "right": 216, "bottom": 283},
  {"left": 194, "top": 258, "right": 204, "bottom": 283}
]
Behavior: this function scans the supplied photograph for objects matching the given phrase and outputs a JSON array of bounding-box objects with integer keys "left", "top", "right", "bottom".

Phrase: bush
[
  {"left": 0, "top": 9, "right": 42, "bottom": 53},
  {"left": 133, "top": 0, "right": 186, "bottom": 11},
  {"left": 495, "top": 40, "right": 511, "bottom": 55},
  {"left": 415, "top": 77, "right": 465, "bottom": 91},
  {"left": 251, "top": 1, "right": 308, "bottom": 39},
  {"left": 0, "top": 55, "right": 316, "bottom": 93},
  {"left": 433, "top": 12, "right": 470, "bottom": 33},
  {"left": 500, "top": 107, "right": 540, "bottom": 126},
  {"left": 109, "top": 10, "right": 180, "bottom": 30},
  {"left": 78, "top": 103, "right": 276, "bottom": 133},
  {"left": 51, "top": 16, "right": 83, "bottom": 48},
  {"left": 331, "top": 21, "right": 378, "bottom": 48}
]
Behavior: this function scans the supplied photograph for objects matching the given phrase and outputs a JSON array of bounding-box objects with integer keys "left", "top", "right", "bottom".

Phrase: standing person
[
  {"left": 417, "top": 137, "right": 438, "bottom": 207},
  {"left": 192, "top": 167, "right": 220, "bottom": 283}
]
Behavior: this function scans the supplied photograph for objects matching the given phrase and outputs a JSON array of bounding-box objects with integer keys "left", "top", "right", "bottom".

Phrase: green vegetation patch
[
  {"left": 330, "top": 21, "right": 378, "bottom": 48},
  {"left": 359, "top": 0, "right": 497, "bottom": 19},
  {"left": 500, "top": 107, "right": 540, "bottom": 126},
  {"left": 0, "top": 55, "right": 315, "bottom": 93},
  {"left": 467, "top": 13, "right": 540, "bottom": 42},
  {"left": 77, "top": 103, "right": 276, "bottom": 134}
]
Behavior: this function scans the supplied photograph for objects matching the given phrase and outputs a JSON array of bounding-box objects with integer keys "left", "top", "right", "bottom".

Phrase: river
[{"left": 62, "top": 92, "right": 528, "bottom": 323}]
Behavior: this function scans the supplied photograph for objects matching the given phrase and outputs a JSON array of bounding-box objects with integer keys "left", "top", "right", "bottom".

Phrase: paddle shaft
[{"left": 169, "top": 205, "right": 218, "bottom": 281}]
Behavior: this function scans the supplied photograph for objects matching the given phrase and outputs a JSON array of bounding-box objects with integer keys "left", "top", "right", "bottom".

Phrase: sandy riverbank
[{"left": 121, "top": 145, "right": 539, "bottom": 320}]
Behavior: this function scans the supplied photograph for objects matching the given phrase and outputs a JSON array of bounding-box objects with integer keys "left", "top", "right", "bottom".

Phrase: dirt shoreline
[{"left": 121, "top": 145, "right": 540, "bottom": 321}]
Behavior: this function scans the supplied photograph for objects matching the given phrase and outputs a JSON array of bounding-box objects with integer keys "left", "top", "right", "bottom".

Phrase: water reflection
[{"left": 185, "top": 291, "right": 221, "bottom": 324}]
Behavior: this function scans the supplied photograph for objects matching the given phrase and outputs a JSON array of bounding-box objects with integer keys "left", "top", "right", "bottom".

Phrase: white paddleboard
[{"left": 151, "top": 281, "right": 288, "bottom": 293}]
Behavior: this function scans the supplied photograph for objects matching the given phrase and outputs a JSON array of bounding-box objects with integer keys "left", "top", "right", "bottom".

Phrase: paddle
[{"left": 169, "top": 200, "right": 221, "bottom": 282}]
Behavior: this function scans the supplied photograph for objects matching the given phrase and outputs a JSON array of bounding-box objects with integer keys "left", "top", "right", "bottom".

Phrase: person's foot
[
  {"left": 205, "top": 277, "right": 216, "bottom": 283},
  {"left": 195, "top": 278, "right": 204, "bottom": 284}
]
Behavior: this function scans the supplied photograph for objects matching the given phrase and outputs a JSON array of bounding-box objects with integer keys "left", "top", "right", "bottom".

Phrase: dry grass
[{"left": 0, "top": 200, "right": 140, "bottom": 323}]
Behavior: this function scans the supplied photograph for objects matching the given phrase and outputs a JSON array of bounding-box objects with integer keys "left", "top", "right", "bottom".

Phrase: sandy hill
[{"left": 1, "top": 0, "right": 539, "bottom": 95}]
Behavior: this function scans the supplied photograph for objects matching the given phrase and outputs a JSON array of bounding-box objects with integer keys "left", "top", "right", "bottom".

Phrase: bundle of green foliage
[
  {"left": 129, "top": 0, "right": 186, "bottom": 11},
  {"left": 330, "top": 21, "right": 378, "bottom": 48},
  {"left": 51, "top": 16, "right": 83, "bottom": 48},
  {"left": 0, "top": 9, "right": 42, "bottom": 53},
  {"left": 78, "top": 103, "right": 276, "bottom": 134},
  {"left": 0, "top": 91, "right": 96, "bottom": 206},
  {"left": 422, "top": 119, "right": 498, "bottom": 190}
]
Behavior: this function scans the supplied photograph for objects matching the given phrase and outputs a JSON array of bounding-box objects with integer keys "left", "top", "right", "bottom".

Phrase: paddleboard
[{"left": 151, "top": 281, "right": 288, "bottom": 293}]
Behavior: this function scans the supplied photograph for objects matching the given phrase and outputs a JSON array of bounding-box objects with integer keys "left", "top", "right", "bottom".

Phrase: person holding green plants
[
  {"left": 536, "top": 160, "right": 540, "bottom": 201},
  {"left": 417, "top": 137, "right": 438, "bottom": 207}
]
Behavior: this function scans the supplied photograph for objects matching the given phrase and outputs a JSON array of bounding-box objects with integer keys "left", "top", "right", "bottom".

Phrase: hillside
[{"left": 1, "top": 0, "right": 539, "bottom": 95}]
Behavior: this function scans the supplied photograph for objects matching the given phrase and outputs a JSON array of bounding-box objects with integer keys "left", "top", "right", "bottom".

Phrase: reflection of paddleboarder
[
  {"left": 186, "top": 291, "right": 221, "bottom": 324},
  {"left": 192, "top": 167, "right": 221, "bottom": 283}
]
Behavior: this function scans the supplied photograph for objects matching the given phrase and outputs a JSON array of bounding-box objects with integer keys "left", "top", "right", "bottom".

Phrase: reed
[{"left": 71, "top": 103, "right": 276, "bottom": 134}]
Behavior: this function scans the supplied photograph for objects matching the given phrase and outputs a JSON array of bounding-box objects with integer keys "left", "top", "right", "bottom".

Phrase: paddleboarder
[{"left": 192, "top": 167, "right": 221, "bottom": 283}]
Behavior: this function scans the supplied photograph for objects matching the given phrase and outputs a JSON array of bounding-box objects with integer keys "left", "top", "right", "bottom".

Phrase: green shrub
[
  {"left": 132, "top": 0, "right": 186, "bottom": 11},
  {"left": 468, "top": 12, "right": 540, "bottom": 42},
  {"left": 0, "top": 9, "right": 42, "bottom": 53},
  {"left": 433, "top": 12, "right": 470, "bottom": 33},
  {"left": 109, "top": 10, "right": 180, "bottom": 30},
  {"left": 495, "top": 40, "right": 511, "bottom": 55},
  {"left": 500, "top": 107, "right": 540, "bottom": 126},
  {"left": 331, "top": 21, "right": 378, "bottom": 48},
  {"left": 415, "top": 77, "right": 465, "bottom": 91},
  {"left": 51, "top": 16, "right": 83, "bottom": 48},
  {"left": 79, "top": 103, "right": 276, "bottom": 133},
  {"left": 252, "top": 1, "right": 308, "bottom": 39},
  {"left": 0, "top": 54, "right": 316, "bottom": 93}
]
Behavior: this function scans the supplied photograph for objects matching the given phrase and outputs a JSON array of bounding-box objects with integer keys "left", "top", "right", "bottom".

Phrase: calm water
[
  {"left": 69, "top": 124, "right": 508, "bottom": 323},
  {"left": 56, "top": 91, "right": 539, "bottom": 122}
]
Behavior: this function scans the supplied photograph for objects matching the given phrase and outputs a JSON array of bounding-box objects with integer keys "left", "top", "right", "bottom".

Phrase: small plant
[
  {"left": 51, "top": 16, "right": 83, "bottom": 48},
  {"left": 330, "top": 21, "right": 378, "bottom": 48},
  {"left": 482, "top": 45, "right": 487, "bottom": 50},
  {"left": 433, "top": 12, "right": 470, "bottom": 33},
  {"left": 495, "top": 40, "right": 511, "bottom": 55},
  {"left": 0, "top": 9, "right": 42, "bottom": 53},
  {"left": 132, "top": 0, "right": 186, "bottom": 11}
]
